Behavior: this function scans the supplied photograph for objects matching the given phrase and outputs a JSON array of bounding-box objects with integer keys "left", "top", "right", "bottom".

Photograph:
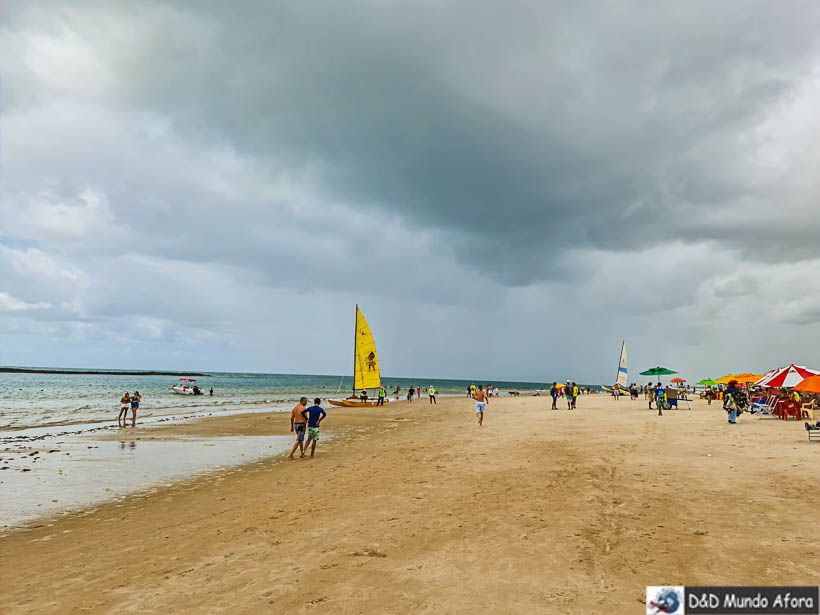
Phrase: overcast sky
[{"left": 2, "top": 1, "right": 820, "bottom": 383}]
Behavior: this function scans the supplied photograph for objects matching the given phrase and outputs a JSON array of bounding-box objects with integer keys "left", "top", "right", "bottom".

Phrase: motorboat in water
[{"left": 171, "top": 378, "right": 204, "bottom": 395}]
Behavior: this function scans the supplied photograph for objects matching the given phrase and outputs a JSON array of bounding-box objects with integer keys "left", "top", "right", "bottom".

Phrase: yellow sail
[{"left": 353, "top": 306, "right": 381, "bottom": 390}]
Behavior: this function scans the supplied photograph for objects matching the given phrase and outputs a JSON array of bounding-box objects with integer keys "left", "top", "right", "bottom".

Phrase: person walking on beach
[
  {"left": 130, "top": 390, "right": 141, "bottom": 426},
  {"left": 474, "top": 385, "right": 488, "bottom": 425},
  {"left": 654, "top": 382, "right": 665, "bottom": 416},
  {"left": 118, "top": 392, "right": 131, "bottom": 426},
  {"left": 550, "top": 382, "right": 559, "bottom": 409},
  {"left": 470, "top": 384, "right": 476, "bottom": 398},
  {"left": 572, "top": 382, "right": 579, "bottom": 409},
  {"left": 301, "top": 398, "right": 326, "bottom": 459},
  {"left": 723, "top": 380, "right": 744, "bottom": 424},
  {"left": 564, "top": 381, "right": 573, "bottom": 409},
  {"left": 288, "top": 397, "right": 309, "bottom": 458},
  {"left": 428, "top": 385, "right": 437, "bottom": 404},
  {"left": 377, "top": 386, "right": 386, "bottom": 406},
  {"left": 416, "top": 385, "right": 420, "bottom": 399}
]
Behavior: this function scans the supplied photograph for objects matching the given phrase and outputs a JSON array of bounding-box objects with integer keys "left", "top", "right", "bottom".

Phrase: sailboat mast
[
  {"left": 352, "top": 304, "right": 358, "bottom": 396},
  {"left": 616, "top": 340, "right": 624, "bottom": 384}
]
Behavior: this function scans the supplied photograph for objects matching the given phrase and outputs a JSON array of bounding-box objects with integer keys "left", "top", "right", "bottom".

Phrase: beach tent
[{"left": 755, "top": 364, "right": 820, "bottom": 388}]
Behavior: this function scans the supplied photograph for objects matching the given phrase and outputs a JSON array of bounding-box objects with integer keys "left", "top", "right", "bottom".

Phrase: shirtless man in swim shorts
[
  {"left": 288, "top": 397, "right": 309, "bottom": 458},
  {"left": 473, "top": 385, "right": 488, "bottom": 426}
]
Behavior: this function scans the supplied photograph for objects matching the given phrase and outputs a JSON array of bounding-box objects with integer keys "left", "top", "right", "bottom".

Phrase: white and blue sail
[{"left": 616, "top": 341, "right": 628, "bottom": 388}]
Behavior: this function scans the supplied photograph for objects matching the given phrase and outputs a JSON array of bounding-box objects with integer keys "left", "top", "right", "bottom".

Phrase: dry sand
[{"left": 2, "top": 394, "right": 819, "bottom": 613}]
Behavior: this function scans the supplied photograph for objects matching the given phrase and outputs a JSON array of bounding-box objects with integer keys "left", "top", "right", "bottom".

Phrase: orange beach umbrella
[
  {"left": 670, "top": 377, "right": 685, "bottom": 383},
  {"left": 794, "top": 375, "right": 820, "bottom": 394},
  {"left": 715, "top": 373, "right": 762, "bottom": 385},
  {"left": 735, "top": 373, "right": 764, "bottom": 384}
]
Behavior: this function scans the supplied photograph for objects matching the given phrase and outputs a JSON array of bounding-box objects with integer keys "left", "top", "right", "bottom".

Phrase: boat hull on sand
[{"left": 328, "top": 398, "right": 389, "bottom": 407}]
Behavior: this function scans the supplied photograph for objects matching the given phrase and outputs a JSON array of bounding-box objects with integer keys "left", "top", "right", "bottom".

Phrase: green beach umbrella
[
  {"left": 639, "top": 366, "right": 678, "bottom": 377},
  {"left": 697, "top": 378, "right": 717, "bottom": 386}
]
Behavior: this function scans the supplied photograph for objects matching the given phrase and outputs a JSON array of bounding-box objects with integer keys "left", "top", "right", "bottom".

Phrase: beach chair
[
  {"left": 752, "top": 395, "right": 778, "bottom": 416},
  {"left": 807, "top": 422, "right": 820, "bottom": 442},
  {"left": 779, "top": 400, "right": 801, "bottom": 421},
  {"left": 800, "top": 399, "right": 815, "bottom": 420}
]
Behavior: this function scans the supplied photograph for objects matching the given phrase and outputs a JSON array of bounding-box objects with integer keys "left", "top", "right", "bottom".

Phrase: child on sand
[
  {"left": 288, "top": 397, "right": 308, "bottom": 458},
  {"left": 473, "top": 385, "right": 488, "bottom": 425},
  {"left": 301, "top": 398, "right": 327, "bottom": 459}
]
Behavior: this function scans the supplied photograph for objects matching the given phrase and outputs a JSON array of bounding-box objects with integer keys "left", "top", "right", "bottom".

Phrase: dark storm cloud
[{"left": 35, "top": 0, "right": 815, "bottom": 281}]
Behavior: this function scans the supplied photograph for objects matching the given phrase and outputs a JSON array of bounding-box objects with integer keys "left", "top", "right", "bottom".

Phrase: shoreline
[{"left": 2, "top": 395, "right": 818, "bottom": 613}]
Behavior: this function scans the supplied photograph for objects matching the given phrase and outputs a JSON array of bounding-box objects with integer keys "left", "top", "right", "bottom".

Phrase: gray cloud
[{"left": 3, "top": 1, "right": 820, "bottom": 379}]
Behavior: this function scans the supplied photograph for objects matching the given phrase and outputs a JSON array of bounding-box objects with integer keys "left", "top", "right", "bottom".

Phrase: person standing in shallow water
[
  {"left": 130, "top": 390, "right": 141, "bottom": 426},
  {"left": 118, "top": 392, "right": 131, "bottom": 426}
]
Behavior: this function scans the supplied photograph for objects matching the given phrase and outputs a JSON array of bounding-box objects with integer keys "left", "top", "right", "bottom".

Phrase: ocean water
[{"left": 0, "top": 369, "right": 569, "bottom": 431}]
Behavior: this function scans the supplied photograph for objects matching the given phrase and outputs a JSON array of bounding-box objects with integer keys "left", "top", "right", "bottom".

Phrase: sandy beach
[{"left": 2, "top": 394, "right": 819, "bottom": 613}]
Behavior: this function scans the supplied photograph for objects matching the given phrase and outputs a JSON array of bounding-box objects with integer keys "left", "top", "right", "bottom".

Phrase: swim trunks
[
  {"left": 307, "top": 426, "right": 320, "bottom": 440},
  {"left": 475, "top": 402, "right": 486, "bottom": 413},
  {"left": 294, "top": 423, "right": 306, "bottom": 442}
]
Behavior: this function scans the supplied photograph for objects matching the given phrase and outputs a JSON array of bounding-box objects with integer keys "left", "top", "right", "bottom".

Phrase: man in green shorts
[{"left": 301, "top": 398, "right": 327, "bottom": 459}]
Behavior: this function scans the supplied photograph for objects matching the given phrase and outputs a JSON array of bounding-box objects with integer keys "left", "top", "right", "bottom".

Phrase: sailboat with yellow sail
[{"left": 328, "top": 305, "right": 386, "bottom": 407}]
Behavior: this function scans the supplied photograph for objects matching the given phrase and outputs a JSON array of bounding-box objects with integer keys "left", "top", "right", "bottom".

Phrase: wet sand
[{"left": 2, "top": 395, "right": 819, "bottom": 613}]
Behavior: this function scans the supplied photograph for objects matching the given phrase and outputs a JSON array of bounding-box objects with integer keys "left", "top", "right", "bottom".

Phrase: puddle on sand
[{"left": 0, "top": 434, "right": 290, "bottom": 529}]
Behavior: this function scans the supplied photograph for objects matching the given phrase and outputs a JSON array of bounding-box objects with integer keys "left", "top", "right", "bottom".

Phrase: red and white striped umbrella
[{"left": 755, "top": 364, "right": 820, "bottom": 388}]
